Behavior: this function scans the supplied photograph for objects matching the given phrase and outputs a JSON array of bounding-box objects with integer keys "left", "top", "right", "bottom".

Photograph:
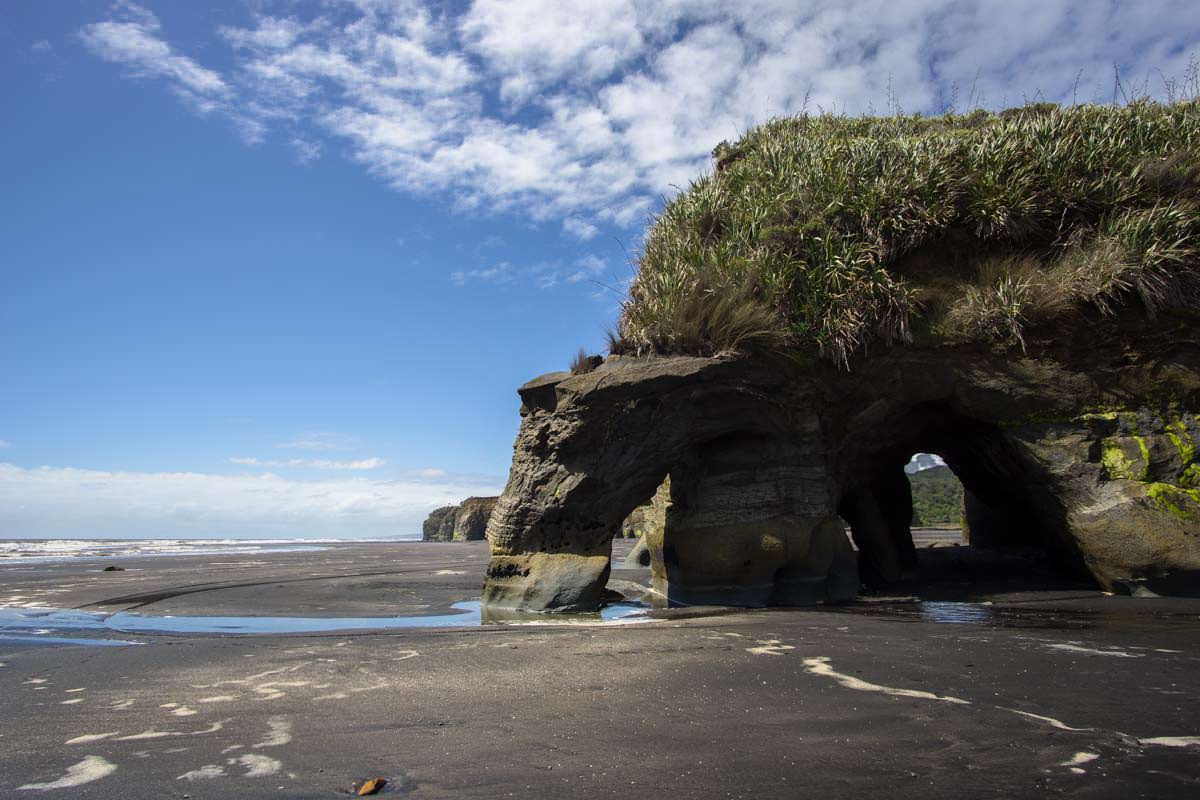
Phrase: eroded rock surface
[
  {"left": 422, "top": 497, "right": 499, "bottom": 542},
  {"left": 452, "top": 497, "right": 498, "bottom": 541},
  {"left": 422, "top": 507, "right": 456, "bottom": 542},
  {"left": 483, "top": 314, "right": 1200, "bottom": 611}
]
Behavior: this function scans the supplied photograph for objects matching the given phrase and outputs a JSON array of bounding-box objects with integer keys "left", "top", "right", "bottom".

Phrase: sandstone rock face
[
  {"left": 422, "top": 498, "right": 498, "bottom": 542},
  {"left": 622, "top": 537, "right": 651, "bottom": 568},
  {"left": 422, "top": 506, "right": 456, "bottom": 542},
  {"left": 482, "top": 315, "right": 1200, "bottom": 611},
  {"left": 452, "top": 497, "right": 498, "bottom": 541}
]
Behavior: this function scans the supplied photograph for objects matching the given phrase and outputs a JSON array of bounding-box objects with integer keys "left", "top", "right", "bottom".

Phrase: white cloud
[
  {"left": 274, "top": 432, "right": 360, "bottom": 451},
  {"left": 78, "top": 4, "right": 229, "bottom": 100},
  {"left": 563, "top": 216, "right": 599, "bottom": 240},
  {"left": 78, "top": 1, "right": 1200, "bottom": 241},
  {"left": 402, "top": 467, "right": 448, "bottom": 479},
  {"left": 460, "top": 0, "right": 645, "bottom": 104},
  {"left": 450, "top": 262, "right": 514, "bottom": 286},
  {"left": 0, "top": 462, "right": 502, "bottom": 538},
  {"left": 229, "top": 457, "right": 386, "bottom": 470},
  {"left": 31, "top": 39, "right": 53, "bottom": 53},
  {"left": 290, "top": 137, "right": 323, "bottom": 164}
]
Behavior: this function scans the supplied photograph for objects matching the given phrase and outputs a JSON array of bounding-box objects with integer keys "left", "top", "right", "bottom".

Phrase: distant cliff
[{"left": 422, "top": 497, "right": 499, "bottom": 542}]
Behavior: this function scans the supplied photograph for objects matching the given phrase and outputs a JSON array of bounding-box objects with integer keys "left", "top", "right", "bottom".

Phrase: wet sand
[{"left": 2, "top": 541, "right": 1199, "bottom": 798}]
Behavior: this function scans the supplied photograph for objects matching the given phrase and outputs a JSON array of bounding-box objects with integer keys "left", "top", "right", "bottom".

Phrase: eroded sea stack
[{"left": 483, "top": 101, "right": 1200, "bottom": 612}]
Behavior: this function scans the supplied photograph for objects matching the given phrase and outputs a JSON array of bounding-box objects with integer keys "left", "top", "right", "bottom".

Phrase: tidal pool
[{"left": 0, "top": 600, "right": 652, "bottom": 642}]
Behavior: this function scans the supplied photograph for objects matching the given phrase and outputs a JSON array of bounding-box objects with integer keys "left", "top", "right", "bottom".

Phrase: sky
[{"left": 1, "top": 1, "right": 1197, "bottom": 539}]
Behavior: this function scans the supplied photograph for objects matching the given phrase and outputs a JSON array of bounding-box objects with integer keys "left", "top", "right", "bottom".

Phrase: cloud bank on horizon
[
  {"left": 79, "top": 0, "right": 1199, "bottom": 240},
  {"left": 0, "top": 462, "right": 502, "bottom": 538}
]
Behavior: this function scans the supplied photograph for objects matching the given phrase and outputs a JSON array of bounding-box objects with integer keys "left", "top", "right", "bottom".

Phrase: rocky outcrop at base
[
  {"left": 483, "top": 314, "right": 1200, "bottom": 612},
  {"left": 422, "top": 497, "right": 499, "bottom": 542}
]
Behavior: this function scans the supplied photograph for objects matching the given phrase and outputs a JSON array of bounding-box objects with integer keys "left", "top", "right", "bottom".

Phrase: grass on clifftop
[{"left": 615, "top": 98, "right": 1200, "bottom": 365}]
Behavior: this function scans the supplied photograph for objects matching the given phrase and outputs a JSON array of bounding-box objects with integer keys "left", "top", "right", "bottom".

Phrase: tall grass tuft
[
  {"left": 570, "top": 348, "right": 602, "bottom": 375},
  {"left": 618, "top": 97, "right": 1200, "bottom": 365}
]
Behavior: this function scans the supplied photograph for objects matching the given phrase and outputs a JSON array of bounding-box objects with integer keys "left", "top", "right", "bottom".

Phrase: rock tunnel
[
  {"left": 482, "top": 323, "right": 1200, "bottom": 612},
  {"left": 834, "top": 401, "right": 1081, "bottom": 589}
]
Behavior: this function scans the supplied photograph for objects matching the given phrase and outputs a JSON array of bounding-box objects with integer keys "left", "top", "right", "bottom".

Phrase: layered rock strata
[
  {"left": 422, "top": 497, "right": 499, "bottom": 542},
  {"left": 483, "top": 315, "right": 1200, "bottom": 611}
]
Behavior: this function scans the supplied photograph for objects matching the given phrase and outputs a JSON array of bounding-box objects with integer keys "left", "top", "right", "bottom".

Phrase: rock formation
[
  {"left": 422, "top": 506, "right": 456, "bottom": 542},
  {"left": 422, "top": 497, "right": 499, "bottom": 542},
  {"left": 482, "top": 315, "right": 1200, "bottom": 611},
  {"left": 482, "top": 102, "right": 1200, "bottom": 612},
  {"left": 452, "top": 496, "right": 498, "bottom": 541}
]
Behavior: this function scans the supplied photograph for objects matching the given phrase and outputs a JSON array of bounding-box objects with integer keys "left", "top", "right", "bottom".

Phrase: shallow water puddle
[
  {"left": 0, "top": 634, "right": 143, "bottom": 647},
  {"left": 0, "top": 600, "right": 652, "bottom": 642}
]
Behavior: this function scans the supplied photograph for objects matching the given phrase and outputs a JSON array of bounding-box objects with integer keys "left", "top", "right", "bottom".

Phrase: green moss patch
[
  {"left": 1146, "top": 482, "right": 1200, "bottom": 521},
  {"left": 1102, "top": 438, "right": 1149, "bottom": 481}
]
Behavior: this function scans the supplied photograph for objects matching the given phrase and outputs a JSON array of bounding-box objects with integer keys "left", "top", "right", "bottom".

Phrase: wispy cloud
[
  {"left": 0, "top": 440, "right": 10, "bottom": 449},
  {"left": 78, "top": 3, "right": 229, "bottom": 111},
  {"left": 450, "top": 262, "right": 514, "bottom": 286},
  {"left": 229, "top": 456, "right": 386, "bottom": 470},
  {"left": 562, "top": 216, "right": 599, "bottom": 241},
  {"left": 274, "top": 432, "right": 360, "bottom": 452},
  {"left": 534, "top": 254, "right": 611, "bottom": 289},
  {"left": 0, "top": 462, "right": 502, "bottom": 537},
  {"left": 78, "top": 1, "right": 1200, "bottom": 239}
]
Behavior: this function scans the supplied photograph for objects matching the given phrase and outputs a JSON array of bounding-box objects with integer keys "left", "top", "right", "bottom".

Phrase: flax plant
[{"left": 615, "top": 97, "right": 1200, "bottom": 366}]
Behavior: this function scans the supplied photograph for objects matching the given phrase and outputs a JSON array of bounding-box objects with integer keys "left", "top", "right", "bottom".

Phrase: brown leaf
[{"left": 355, "top": 777, "right": 387, "bottom": 796}]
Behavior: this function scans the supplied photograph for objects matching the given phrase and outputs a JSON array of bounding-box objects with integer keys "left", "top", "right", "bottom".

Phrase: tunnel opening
[
  {"left": 837, "top": 402, "right": 1093, "bottom": 598},
  {"left": 611, "top": 431, "right": 858, "bottom": 607}
]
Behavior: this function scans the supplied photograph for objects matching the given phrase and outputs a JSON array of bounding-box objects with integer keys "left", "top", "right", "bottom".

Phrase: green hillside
[{"left": 909, "top": 466, "right": 964, "bottom": 527}]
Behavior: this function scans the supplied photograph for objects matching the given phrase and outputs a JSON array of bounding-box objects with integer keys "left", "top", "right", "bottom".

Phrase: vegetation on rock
[
  {"left": 615, "top": 98, "right": 1200, "bottom": 365},
  {"left": 908, "top": 465, "right": 964, "bottom": 527}
]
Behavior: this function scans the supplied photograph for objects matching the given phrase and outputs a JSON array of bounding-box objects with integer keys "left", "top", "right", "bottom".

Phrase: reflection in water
[
  {"left": 0, "top": 634, "right": 143, "bottom": 647},
  {"left": 0, "top": 600, "right": 652, "bottom": 642},
  {"left": 919, "top": 601, "right": 996, "bottom": 625}
]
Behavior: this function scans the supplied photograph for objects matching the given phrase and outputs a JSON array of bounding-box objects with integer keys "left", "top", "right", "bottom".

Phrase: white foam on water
[
  {"left": 65, "top": 733, "right": 118, "bottom": 745},
  {"left": 1044, "top": 642, "right": 1143, "bottom": 658},
  {"left": 115, "top": 720, "right": 225, "bottom": 741},
  {"left": 177, "top": 765, "right": 225, "bottom": 781},
  {"left": 997, "top": 707, "right": 1093, "bottom": 731},
  {"left": 234, "top": 754, "right": 282, "bottom": 777},
  {"left": 1060, "top": 752, "right": 1099, "bottom": 767},
  {"left": 252, "top": 717, "right": 292, "bottom": 748},
  {"left": 746, "top": 639, "right": 795, "bottom": 656},
  {"left": 802, "top": 656, "right": 971, "bottom": 705},
  {"left": 0, "top": 538, "right": 363, "bottom": 565},
  {"left": 17, "top": 756, "right": 117, "bottom": 790},
  {"left": 1139, "top": 736, "right": 1200, "bottom": 747}
]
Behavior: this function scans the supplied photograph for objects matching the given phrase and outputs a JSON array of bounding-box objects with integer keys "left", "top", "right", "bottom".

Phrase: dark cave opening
[{"left": 837, "top": 403, "right": 1093, "bottom": 597}]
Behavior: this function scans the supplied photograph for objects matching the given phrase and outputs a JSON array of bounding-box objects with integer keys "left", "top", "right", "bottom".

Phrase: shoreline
[{"left": 1, "top": 541, "right": 1198, "bottom": 798}]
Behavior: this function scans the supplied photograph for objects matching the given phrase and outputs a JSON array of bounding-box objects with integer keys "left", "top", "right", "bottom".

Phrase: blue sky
[{"left": 1, "top": 0, "right": 1197, "bottom": 538}]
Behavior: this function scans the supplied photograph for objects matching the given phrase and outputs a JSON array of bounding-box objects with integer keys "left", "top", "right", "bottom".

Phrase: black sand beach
[{"left": 2, "top": 540, "right": 1198, "bottom": 798}]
